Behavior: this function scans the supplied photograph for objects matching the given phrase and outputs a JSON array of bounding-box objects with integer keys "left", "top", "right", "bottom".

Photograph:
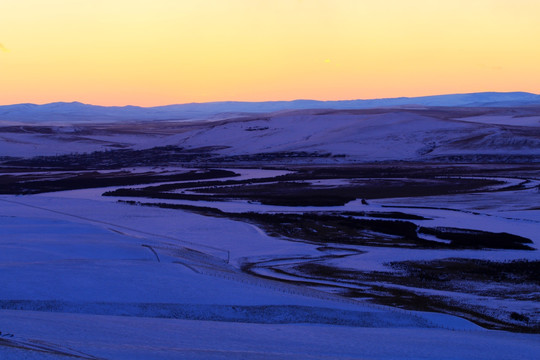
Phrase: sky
[{"left": 1, "top": 0, "right": 540, "bottom": 106}]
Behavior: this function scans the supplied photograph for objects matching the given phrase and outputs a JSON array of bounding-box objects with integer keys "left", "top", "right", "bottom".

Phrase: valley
[{"left": 1, "top": 100, "right": 539, "bottom": 359}]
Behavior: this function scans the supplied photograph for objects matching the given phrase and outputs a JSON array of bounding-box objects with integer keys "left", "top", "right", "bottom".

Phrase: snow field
[
  {"left": 2, "top": 310, "right": 539, "bottom": 360},
  {"left": 0, "top": 195, "right": 476, "bottom": 330}
]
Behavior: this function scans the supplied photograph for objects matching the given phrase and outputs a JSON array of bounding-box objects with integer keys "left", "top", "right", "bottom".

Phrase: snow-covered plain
[{"left": 1, "top": 191, "right": 539, "bottom": 359}]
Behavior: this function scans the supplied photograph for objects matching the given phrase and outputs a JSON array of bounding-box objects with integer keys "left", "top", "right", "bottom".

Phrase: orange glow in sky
[{"left": 1, "top": 0, "right": 539, "bottom": 106}]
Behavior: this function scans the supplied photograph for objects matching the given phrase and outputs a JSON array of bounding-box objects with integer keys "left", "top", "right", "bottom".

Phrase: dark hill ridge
[{"left": 1, "top": 92, "right": 540, "bottom": 124}]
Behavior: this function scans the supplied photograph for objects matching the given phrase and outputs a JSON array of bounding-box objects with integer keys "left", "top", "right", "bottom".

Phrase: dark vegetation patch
[
  {"left": 104, "top": 172, "right": 502, "bottom": 206},
  {"left": 346, "top": 285, "right": 537, "bottom": 333},
  {"left": 119, "top": 200, "right": 227, "bottom": 216},
  {"left": 0, "top": 156, "right": 18, "bottom": 163},
  {"left": 245, "top": 126, "right": 269, "bottom": 131},
  {"left": 389, "top": 258, "right": 540, "bottom": 285},
  {"left": 418, "top": 227, "right": 534, "bottom": 250},
  {"left": 121, "top": 201, "right": 427, "bottom": 247},
  {"left": 293, "top": 259, "right": 540, "bottom": 289},
  {"left": 109, "top": 181, "right": 354, "bottom": 206},
  {"left": 277, "top": 163, "right": 540, "bottom": 180},
  {"left": 1, "top": 145, "right": 221, "bottom": 170},
  {"left": 0, "top": 169, "right": 238, "bottom": 195},
  {"left": 195, "top": 181, "right": 355, "bottom": 206},
  {"left": 429, "top": 154, "right": 540, "bottom": 163},
  {"left": 235, "top": 212, "right": 424, "bottom": 246},
  {"left": 119, "top": 201, "right": 533, "bottom": 250},
  {"left": 213, "top": 151, "right": 334, "bottom": 163},
  {"left": 294, "top": 263, "right": 362, "bottom": 280},
  {"left": 194, "top": 178, "right": 499, "bottom": 205},
  {"left": 0, "top": 146, "right": 336, "bottom": 170},
  {"left": 287, "top": 259, "right": 540, "bottom": 332},
  {"left": 122, "top": 201, "right": 427, "bottom": 247},
  {"left": 340, "top": 211, "right": 428, "bottom": 220}
]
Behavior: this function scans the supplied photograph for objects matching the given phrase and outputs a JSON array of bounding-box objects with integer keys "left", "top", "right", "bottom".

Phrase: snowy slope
[
  {"left": 1, "top": 106, "right": 540, "bottom": 162},
  {"left": 158, "top": 108, "right": 540, "bottom": 162},
  {"left": 2, "top": 310, "right": 539, "bottom": 360}
]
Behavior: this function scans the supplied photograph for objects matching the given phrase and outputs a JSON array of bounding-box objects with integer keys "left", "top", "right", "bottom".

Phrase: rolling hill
[{"left": 1, "top": 91, "right": 539, "bottom": 124}]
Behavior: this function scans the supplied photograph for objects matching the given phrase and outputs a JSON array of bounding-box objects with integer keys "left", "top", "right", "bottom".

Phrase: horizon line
[{"left": 1, "top": 91, "right": 539, "bottom": 108}]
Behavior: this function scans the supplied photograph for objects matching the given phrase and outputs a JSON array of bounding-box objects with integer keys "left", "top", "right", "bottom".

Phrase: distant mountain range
[{"left": 1, "top": 92, "right": 540, "bottom": 124}]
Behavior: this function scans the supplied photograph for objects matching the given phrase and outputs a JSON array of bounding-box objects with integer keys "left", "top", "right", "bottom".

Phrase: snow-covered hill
[
  {"left": 1, "top": 92, "right": 540, "bottom": 124},
  {"left": 160, "top": 108, "right": 540, "bottom": 163},
  {"left": 1, "top": 106, "right": 539, "bottom": 162}
]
